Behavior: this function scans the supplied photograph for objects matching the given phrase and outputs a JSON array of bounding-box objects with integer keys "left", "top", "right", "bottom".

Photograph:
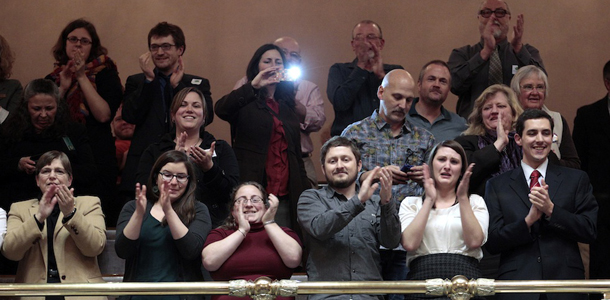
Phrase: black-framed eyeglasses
[
  {"left": 158, "top": 171, "right": 189, "bottom": 184},
  {"left": 235, "top": 196, "right": 264, "bottom": 205},
  {"left": 67, "top": 36, "right": 92, "bottom": 45},
  {"left": 479, "top": 8, "right": 510, "bottom": 18},
  {"left": 149, "top": 43, "right": 176, "bottom": 52}
]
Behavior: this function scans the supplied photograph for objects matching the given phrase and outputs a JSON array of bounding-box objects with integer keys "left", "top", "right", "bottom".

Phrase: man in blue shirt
[{"left": 406, "top": 60, "right": 467, "bottom": 142}]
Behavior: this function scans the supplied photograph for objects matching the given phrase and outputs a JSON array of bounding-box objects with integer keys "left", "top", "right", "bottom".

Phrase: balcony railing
[{"left": 1, "top": 276, "right": 610, "bottom": 300}]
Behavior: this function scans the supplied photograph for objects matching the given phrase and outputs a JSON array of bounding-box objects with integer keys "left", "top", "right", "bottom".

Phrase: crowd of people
[{"left": 0, "top": 0, "right": 609, "bottom": 300}]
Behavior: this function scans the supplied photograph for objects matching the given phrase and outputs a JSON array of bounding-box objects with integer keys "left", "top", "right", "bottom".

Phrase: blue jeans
[{"left": 380, "top": 249, "right": 408, "bottom": 300}]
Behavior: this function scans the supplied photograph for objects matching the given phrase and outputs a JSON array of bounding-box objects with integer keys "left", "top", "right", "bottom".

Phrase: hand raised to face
[
  {"left": 262, "top": 194, "right": 279, "bottom": 223},
  {"left": 139, "top": 52, "right": 155, "bottom": 81},
  {"left": 36, "top": 184, "right": 59, "bottom": 222}
]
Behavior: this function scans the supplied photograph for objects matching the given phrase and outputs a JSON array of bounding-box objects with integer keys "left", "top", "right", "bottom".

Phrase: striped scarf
[{"left": 48, "top": 54, "right": 118, "bottom": 124}]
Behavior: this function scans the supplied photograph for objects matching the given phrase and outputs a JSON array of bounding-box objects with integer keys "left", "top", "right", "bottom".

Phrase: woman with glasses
[
  {"left": 202, "top": 182, "right": 302, "bottom": 300},
  {"left": 45, "top": 18, "right": 123, "bottom": 224},
  {"left": 136, "top": 87, "right": 239, "bottom": 228},
  {"left": 215, "top": 44, "right": 309, "bottom": 230},
  {"left": 510, "top": 65, "right": 580, "bottom": 169},
  {"left": 1, "top": 150, "right": 106, "bottom": 300},
  {"left": 116, "top": 150, "right": 212, "bottom": 300}
]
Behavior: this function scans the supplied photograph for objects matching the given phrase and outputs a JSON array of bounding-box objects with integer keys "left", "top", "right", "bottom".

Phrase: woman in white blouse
[{"left": 400, "top": 140, "right": 489, "bottom": 299}]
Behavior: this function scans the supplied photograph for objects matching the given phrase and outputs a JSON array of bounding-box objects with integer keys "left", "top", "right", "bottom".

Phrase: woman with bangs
[
  {"left": 45, "top": 18, "right": 123, "bottom": 224},
  {"left": 455, "top": 84, "right": 524, "bottom": 198},
  {"left": 202, "top": 182, "right": 302, "bottom": 300},
  {"left": 116, "top": 150, "right": 211, "bottom": 300}
]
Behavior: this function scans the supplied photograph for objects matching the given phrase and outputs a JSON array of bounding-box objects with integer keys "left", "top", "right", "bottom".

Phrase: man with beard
[
  {"left": 341, "top": 69, "right": 435, "bottom": 300},
  {"left": 448, "top": 0, "right": 545, "bottom": 118},
  {"left": 406, "top": 60, "right": 467, "bottom": 141},
  {"left": 297, "top": 136, "right": 400, "bottom": 300},
  {"left": 120, "top": 22, "right": 213, "bottom": 200},
  {"left": 485, "top": 109, "right": 597, "bottom": 300},
  {"left": 327, "top": 20, "right": 403, "bottom": 136}
]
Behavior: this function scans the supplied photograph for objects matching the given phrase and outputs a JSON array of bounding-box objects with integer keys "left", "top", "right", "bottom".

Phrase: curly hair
[
  {"left": 51, "top": 18, "right": 108, "bottom": 66},
  {"left": 220, "top": 181, "right": 269, "bottom": 230},
  {"left": 0, "top": 34, "right": 16, "bottom": 80}
]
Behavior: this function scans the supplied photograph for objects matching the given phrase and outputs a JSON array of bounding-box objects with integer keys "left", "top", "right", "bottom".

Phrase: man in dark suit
[
  {"left": 573, "top": 60, "right": 610, "bottom": 294},
  {"left": 485, "top": 109, "right": 597, "bottom": 300},
  {"left": 120, "top": 22, "right": 213, "bottom": 200}
]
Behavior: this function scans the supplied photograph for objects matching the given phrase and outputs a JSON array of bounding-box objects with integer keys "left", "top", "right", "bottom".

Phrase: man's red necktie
[{"left": 530, "top": 170, "right": 541, "bottom": 190}]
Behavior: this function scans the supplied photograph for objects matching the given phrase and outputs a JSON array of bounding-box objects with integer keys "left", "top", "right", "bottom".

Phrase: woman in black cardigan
[
  {"left": 137, "top": 87, "right": 239, "bottom": 228},
  {"left": 215, "top": 44, "right": 309, "bottom": 230}
]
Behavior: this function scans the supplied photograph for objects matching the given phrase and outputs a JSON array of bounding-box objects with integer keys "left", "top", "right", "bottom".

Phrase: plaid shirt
[{"left": 342, "top": 110, "right": 436, "bottom": 202}]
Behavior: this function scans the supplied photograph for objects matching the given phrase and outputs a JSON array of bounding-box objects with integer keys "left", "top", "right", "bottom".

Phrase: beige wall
[{"left": 2, "top": 1, "right": 609, "bottom": 180}]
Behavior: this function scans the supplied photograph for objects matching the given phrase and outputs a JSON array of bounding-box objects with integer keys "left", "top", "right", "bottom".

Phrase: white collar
[{"left": 521, "top": 159, "right": 549, "bottom": 185}]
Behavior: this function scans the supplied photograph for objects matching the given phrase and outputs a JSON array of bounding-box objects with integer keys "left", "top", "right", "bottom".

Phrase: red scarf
[{"left": 49, "top": 54, "right": 118, "bottom": 124}]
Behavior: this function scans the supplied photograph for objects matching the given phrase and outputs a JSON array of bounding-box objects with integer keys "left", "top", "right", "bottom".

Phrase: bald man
[
  {"left": 448, "top": 0, "right": 545, "bottom": 118},
  {"left": 233, "top": 37, "right": 326, "bottom": 188},
  {"left": 342, "top": 70, "right": 435, "bottom": 299}
]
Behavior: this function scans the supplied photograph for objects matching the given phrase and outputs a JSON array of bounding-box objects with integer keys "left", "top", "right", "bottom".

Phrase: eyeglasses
[
  {"left": 521, "top": 84, "right": 546, "bottom": 93},
  {"left": 353, "top": 34, "right": 381, "bottom": 42},
  {"left": 39, "top": 167, "right": 68, "bottom": 177},
  {"left": 158, "top": 171, "right": 189, "bottom": 184},
  {"left": 149, "top": 43, "right": 176, "bottom": 52},
  {"left": 67, "top": 36, "right": 92, "bottom": 45},
  {"left": 235, "top": 196, "right": 264, "bottom": 205},
  {"left": 479, "top": 8, "right": 510, "bottom": 18}
]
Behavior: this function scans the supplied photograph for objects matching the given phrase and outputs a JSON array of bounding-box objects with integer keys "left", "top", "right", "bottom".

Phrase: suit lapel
[
  {"left": 545, "top": 163, "right": 562, "bottom": 201},
  {"left": 509, "top": 166, "right": 531, "bottom": 208},
  {"left": 30, "top": 202, "right": 49, "bottom": 271},
  {"left": 55, "top": 211, "right": 65, "bottom": 240},
  {"left": 596, "top": 97, "right": 610, "bottom": 143}
]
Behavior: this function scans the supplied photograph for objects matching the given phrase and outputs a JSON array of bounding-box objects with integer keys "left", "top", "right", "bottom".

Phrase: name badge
[
  {"left": 512, "top": 65, "right": 518, "bottom": 75},
  {"left": 191, "top": 79, "right": 202, "bottom": 85}
]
